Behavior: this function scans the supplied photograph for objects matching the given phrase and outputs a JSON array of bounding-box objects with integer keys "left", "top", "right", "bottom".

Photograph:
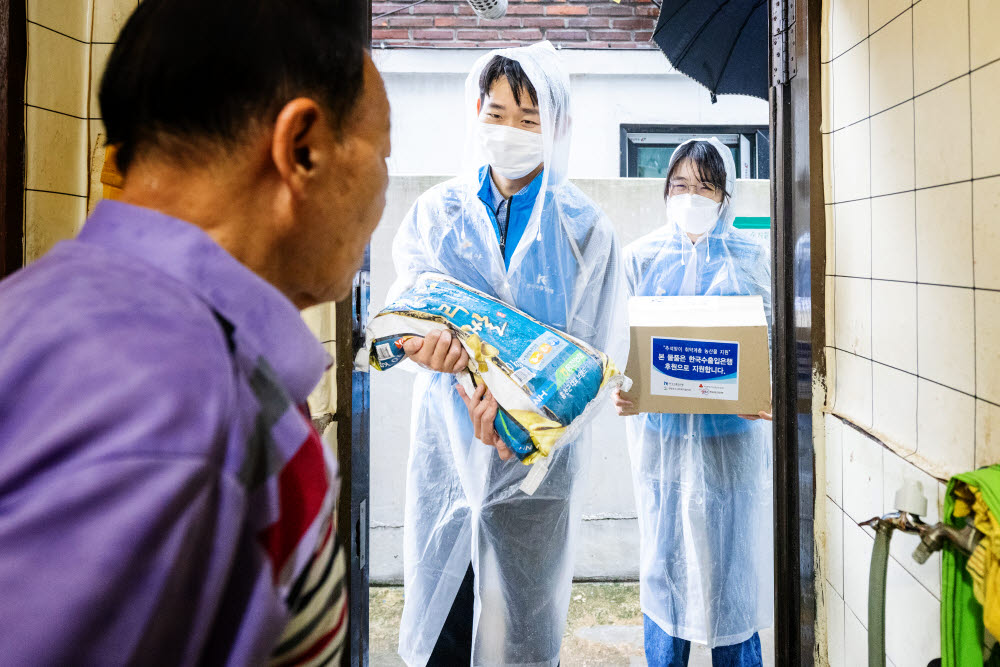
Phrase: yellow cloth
[{"left": 953, "top": 481, "right": 1000, "bottom": 638}]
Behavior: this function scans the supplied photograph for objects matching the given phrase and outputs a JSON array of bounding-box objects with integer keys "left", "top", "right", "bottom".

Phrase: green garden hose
[{"left": 868, "top": 523, "right": 892, "bottom": 667}]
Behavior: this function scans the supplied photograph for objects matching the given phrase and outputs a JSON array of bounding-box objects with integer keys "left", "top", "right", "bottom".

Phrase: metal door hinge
[{"left": 771, "top": 0, "right": 797, "bottom": 86}]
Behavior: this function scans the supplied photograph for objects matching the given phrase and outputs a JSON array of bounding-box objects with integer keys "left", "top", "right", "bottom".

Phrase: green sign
[{"left": 733, "top": 216, "right": 770, "bottom": 230}]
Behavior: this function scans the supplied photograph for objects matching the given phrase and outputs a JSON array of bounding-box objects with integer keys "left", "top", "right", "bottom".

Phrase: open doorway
[
  {"left": 353, "top": 1, "right": 823, "bottom": 666},
  {"left": 768, "top": 0, "right": 822, "bottom": 665}
]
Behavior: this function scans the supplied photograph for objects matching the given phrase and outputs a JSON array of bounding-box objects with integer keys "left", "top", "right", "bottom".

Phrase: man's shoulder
[
  {"left": 546, "top": 182, "right": 615, "bottom": 248},
  {"left": 0, "top": 241, "right": 235, "bottom": 391},
  {"left": 549, "top": 182, "right": 606, "bottom": 221},
  {"left": 414, "top": 176, "right": 473, "bottom": 205},
  {"left": 0, "top": 243, "right": 240, "bottom": 491}
]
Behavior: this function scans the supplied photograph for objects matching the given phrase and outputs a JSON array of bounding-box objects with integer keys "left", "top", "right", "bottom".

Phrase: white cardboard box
[{"left": 622, "top": 295, "right": 771, "bottom": 414}]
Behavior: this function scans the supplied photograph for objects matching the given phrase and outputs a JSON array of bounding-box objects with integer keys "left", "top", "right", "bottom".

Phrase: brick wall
[{"left": 372, "top": 0, "right": 659, "bottom": 49}]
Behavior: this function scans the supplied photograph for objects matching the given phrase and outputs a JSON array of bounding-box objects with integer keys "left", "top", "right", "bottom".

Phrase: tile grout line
[
  {"left": 888, "top": 548, "right": 942, "bottom": 602},
  {"left": 847, "top": 590, "right": 869, "bottom": 633},
  {"left": 24, "top": 103, "right": 92, "bottom": 122},
  {"left": 828, "top": 0, "right": 846, "bottom": 545},
  {"left": 24, "top": 188, "right": 89, "bottom": 199},
  {"left": 827, "top": 344, "right": 999, "bottom": 409},
  {"left": 86, "top": 0, "right": 98, "bottom": 212},
  {"left": 26, "top": 20, "right": 91, "bottom": 45},
  {"left": 821, "top": 54, "right": 1000, "bottom": 137},
  {"left": 827, "top": 172, "right": 1000, "bottom": 206},
  {"left": 832, "top": 411, "right": 924, "bottom": 475},
  {"left": 968, "top": 0, "right": 977, "bottom": 466},
  {"left": 828, "top": 490, "right": 846, "bottom": 515},
  {"left": 866, "top": 0, "right": 875, "bottom": 443},
  {"left": 911, "top": 0, "right": 920, "bottom": 461},
  {"left": 826, "top": 274, "right": 994, "bottom": 293},
  {"left": 822, "top": 0, "right": 920, "bottom": 68},
  {"left": 841, "top": 501, "right": 848, "bottom": 660}
]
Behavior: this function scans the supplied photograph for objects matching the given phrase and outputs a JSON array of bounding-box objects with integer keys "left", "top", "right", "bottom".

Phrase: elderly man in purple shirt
[{"left": 0, "top": 1, "right": 390, "bottom": 664}]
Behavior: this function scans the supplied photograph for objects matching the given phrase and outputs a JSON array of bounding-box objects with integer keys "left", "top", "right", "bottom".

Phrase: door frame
[
  {"left": 769, "top": 0, "right": 825, "bottom": 665},
  {"left": 335, "top": 0, "right": 828, "bottom": 663},
  {"left": 0, "top": 0, "right": 25, "bottom": 277},
  {"left": 337, "top": 2, "right": 373, "bottom": 665}
]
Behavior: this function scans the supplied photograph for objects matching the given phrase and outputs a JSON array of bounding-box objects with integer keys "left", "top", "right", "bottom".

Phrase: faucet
[
  {"left": 860, "top": 480, "right": 983, "bottom": 667},
  {"left": 859, "top": 479, "right": 982, "bottom": 562},
  {"left": 913, "top": 521, "right": 981, "bottom": 564}
]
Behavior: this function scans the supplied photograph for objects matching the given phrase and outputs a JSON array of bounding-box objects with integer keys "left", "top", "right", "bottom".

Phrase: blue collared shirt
[{"left": 477, "top": 166, "right": 544, "bottom": 269}]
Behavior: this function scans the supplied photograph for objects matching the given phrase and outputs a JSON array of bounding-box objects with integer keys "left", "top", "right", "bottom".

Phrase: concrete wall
[
  {"left": 368, "top": 174, "right": 770, "bottom": 583},
  {"left": 372, "top": 48, "right": 769, "bottom": 180},
  {"left": 818, "top": 1, "right": 1000, "bottom": 665}
]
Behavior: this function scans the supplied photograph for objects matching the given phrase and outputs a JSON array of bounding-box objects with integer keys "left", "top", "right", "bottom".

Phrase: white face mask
[
  {"left": 666, "top": 193, "right": 722, "bottom": 236},
  {"left": 477, "top": 122, "right": 544, "bottom": 180}
]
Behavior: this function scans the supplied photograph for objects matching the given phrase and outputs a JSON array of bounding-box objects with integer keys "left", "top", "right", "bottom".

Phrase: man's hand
[
  {"left": 738, "top": 411, "right": 773, "bottom": 421},
  {"left": 612, "top": 388, "right": 639, "bottom": 417},
  {"left": 402, "top": 330, "right": 470, "bottom": 373},
  {"left": 457, "top": 383, "right": 514, "bottom": 461}
]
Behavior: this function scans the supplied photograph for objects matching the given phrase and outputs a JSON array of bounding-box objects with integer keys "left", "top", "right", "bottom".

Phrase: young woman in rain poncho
[
  {"left": 613, "top": 138, "right": 773, "bottom": 666},
  {"left": 386, "top": 42, "right": 627, "bottom": 667}
]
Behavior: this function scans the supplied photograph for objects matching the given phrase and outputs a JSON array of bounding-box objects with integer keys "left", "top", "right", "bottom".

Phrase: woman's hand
[
  {"left": 612, "top": 388, "right": 639, "bottom": 417},
  {"left": 403, "top": 330, "right": 469, "bottom": 373},
  {"left": 457, "top": 383, "right": 514, "bottom": 461},
  {"left": 738, "top": 411, "right": 773, "bottom": 421}
]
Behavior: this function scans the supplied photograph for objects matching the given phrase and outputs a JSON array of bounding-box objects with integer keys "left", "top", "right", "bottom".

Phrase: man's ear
[{"left": 272, "top": 98, "right": 324, "bottom": 197}]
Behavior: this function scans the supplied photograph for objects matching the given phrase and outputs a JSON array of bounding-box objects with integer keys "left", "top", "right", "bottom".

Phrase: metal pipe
[{"left": 913, "top": 522, "right": 980, "bottom": 564}]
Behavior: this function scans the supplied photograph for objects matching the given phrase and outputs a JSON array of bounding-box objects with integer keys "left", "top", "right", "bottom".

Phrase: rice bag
[{"left": 368, "top": 273, "right": 627, "bottom": 466}]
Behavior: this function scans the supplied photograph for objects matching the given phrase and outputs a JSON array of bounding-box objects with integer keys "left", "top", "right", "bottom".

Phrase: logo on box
[{"left": 650, "top": 337, "right": 739, "bottom": 401}]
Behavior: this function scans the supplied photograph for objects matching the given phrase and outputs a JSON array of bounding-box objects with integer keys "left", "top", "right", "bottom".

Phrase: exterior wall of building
[
  {"left": 373, "top": 48, "right": 770, "bottom": 179},
  {"left": 818, "top": 1, "right": 1000, "bottom": 665},
  {"left": 372, "top": 0, "right": 659, "bottom": 50}
]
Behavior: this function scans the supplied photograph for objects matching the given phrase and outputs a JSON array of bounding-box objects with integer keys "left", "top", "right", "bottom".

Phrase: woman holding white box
[{"left": 613, "top": 137, "right": 773, "bottom": 667}]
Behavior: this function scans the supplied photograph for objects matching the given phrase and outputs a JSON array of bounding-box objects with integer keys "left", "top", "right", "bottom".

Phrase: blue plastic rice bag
[{"left": 368, "top": 273, "right": 628, "bottom": 468}]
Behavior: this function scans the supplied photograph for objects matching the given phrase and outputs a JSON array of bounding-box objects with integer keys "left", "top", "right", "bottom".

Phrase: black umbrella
[{"left": 652, "top": 0, "right": 768, "bottom": 103}]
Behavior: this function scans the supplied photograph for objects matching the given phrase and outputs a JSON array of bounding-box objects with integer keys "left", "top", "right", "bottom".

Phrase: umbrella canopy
[{"left": 652, "top": 0, "right": 768, "bottom": 102}]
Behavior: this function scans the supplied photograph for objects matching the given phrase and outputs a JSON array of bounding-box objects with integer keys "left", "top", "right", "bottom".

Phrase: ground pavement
[{"left": 370, "top": 582, "right": 775, "bottom": 666}]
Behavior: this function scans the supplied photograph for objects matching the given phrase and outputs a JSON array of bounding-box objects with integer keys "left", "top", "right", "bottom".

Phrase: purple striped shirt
[{"left": 0, "top": 201, "right": 340, "bottom": 665}]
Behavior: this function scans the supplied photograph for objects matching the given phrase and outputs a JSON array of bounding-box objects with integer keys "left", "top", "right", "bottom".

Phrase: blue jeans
[{"left": 643, "top": 615, "right": 762, "bottom": 667}]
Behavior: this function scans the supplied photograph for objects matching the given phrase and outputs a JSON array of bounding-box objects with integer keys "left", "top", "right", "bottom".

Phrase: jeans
[{"left": 643, "top": 615, "right": 762, "bottom": 667}]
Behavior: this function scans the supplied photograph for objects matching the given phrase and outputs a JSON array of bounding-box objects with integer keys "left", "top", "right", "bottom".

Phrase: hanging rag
[{"left": 942, "top": 465, "right": 1000, "bottom": 666}]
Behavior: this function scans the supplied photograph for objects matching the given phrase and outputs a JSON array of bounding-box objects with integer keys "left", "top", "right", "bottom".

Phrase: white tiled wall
[
  {"left": 824, "top": 0, "right": 999, "bottom": 476},
  {"left": 821, "top": 0, "right": 1000, "bottom": 664},
  {"left": 823, "top": 413, "right": 945, "bottom": 667},
  {"left": 24, "top": 0, "right": 139, "bottom": 262}
]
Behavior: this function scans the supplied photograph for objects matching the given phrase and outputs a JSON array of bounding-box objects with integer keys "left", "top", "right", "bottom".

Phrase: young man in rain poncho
[
  {"left": 613, "top": 138, "right": 774, "bottom": 667},
  {"left": 387, "top": 42, "right": 627, "bottom": 667}
]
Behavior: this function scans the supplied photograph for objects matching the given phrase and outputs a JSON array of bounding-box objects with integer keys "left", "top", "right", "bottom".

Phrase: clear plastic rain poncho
[
  {"left": 624, "top": 137, "right": 773, "bottom": 648},
  {"left": 387, "top": 42, "right": 627, "bottom": 666}
]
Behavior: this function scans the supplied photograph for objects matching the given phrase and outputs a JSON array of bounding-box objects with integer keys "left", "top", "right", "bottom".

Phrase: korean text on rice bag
[{"left": 367, "top": 274, "right": 627, "bottom": 465}]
